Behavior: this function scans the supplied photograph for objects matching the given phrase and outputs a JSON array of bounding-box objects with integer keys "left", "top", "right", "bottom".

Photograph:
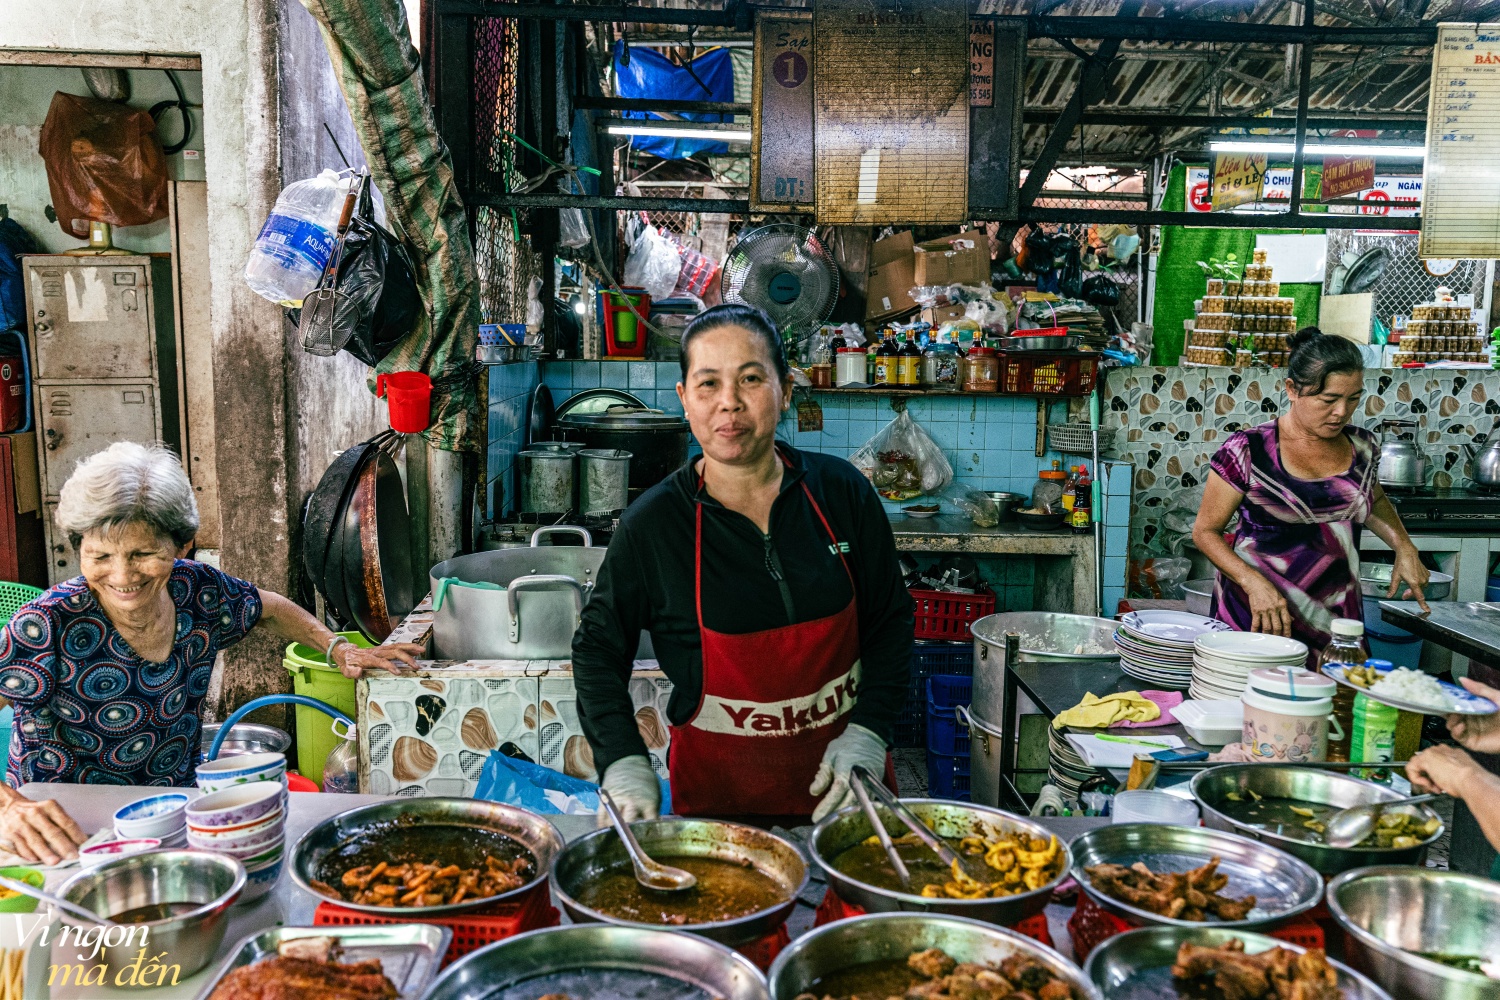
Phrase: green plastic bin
[{"left": 284, "top": 632, "right": 370, "bottom": 788}]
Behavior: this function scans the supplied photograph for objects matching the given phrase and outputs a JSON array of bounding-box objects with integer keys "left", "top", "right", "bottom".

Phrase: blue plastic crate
[
  {"left": 926, "top": 705, "right": 970, "bottom": 756},
  {"left": 893, "top": 643, "right": 974, "bottom": 749},
  {"left": 926, "top": 751, "right": 971, "bottom": 800},
  {"left": 927, "top": 675, "right": 973, "bottom": 710}
]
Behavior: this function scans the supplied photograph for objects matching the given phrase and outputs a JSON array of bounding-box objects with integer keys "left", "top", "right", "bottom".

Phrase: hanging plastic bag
[
  {"left": 38, "top": 92, "right": 169, "bottom": 239},
  {"left": 850, "top": 410, "right": 954, "bottom": 501},
  {"left": 1082, "top": 273, "right": 1121, "bottom": 307},
  {"left": 559, "top": 207, "right": 591, "bottom": 249},
  {"left": 333, "top": 174, "right": 424, "bottom": 366},
  {"left": 473, "top": 751, "right": 672, "bottom": 815},
  {"left": 623, "top": 225, "right": 682, "bottom": 300}
]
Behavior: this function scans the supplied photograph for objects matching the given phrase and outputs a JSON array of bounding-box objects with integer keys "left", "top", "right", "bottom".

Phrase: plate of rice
[{"left": 1321, "top": 664, "right": 1498, "bottom": 716}]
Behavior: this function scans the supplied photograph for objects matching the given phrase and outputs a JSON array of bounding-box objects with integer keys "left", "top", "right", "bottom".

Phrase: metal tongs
[{"left": 850, "top": 765, "right": 974, "bottom": 888}]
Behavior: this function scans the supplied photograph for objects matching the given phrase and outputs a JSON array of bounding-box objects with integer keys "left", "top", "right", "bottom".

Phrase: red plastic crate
[
  {"left": 910, "top": 586, "right": 996, "bottom": 641},
  {"left": 1067, "top": 893, "right": 1323, "bottom": 962},
  {"left": 815, "top": 887, "right": 1053, "bottom": 949},
  {"left": 313, "top": 884, "right": 559, "bottom": 966},
  {"left": 998, "top": 351, "right": 1099, "bottom": 396}
]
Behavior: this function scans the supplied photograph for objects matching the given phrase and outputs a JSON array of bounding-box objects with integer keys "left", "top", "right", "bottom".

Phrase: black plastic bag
[
  {"left": 1082, "top": 273, "right": 1121, "bottom": 307},
  {"left": 1057, "top": 236, "right": 1084, "bottom": 299}
]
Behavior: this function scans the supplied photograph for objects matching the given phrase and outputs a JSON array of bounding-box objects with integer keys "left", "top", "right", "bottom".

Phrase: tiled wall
[{"left": 486, "top": 361, "right": 541, "bottom": 515}]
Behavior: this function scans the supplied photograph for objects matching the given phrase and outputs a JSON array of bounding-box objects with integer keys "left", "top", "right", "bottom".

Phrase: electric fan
[{"left": 719, "top": 224, "right": 839, "bottom": 338}]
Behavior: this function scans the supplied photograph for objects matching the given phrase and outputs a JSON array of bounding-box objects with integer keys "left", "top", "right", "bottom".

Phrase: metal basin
[
  {"left": 971, "top": 612, "right": 1120, "bottom": 724},
  {"left": 766, "top": 912, "right": 1100, "bottom": 1000},
  {"left": 58, "top": 849, "right": 245, "bottom": 981},
  {"left": 290, "top": 798, "right": 562, "bottom": 917},
  {"left": 1191, "top": 764, "right": 1442, "bottom": 875},
  {"left": 423, "top": 924, "right": 771, "bottom": 1000},
  {"left": 809, "top": 798, "right": 1068, "bottom": 926},
  {"left": 1070, "top": 822, "right": 1324, "bottom": 930},
  {"left": 552, "top": 818, "right": 807, "bottom": 947},
  {"left": 198, "top": 722, "right": 291, "bottom": 762},
  {"left": 1360, "top": 563, "right": 1453, "bottom": 599},
  {"left": 1328, "top": 866, "right": 1500, "bottom": 1000},
  {"left": 1084, "top": 926, "right": 1392, "bottom": 1000}
]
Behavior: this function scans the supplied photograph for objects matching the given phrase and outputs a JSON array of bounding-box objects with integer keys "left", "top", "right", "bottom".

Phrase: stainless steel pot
[
  {"left": 1377, "top": 420, "right": 1427, "bottom": 489},
  {"left": 551, "top": 818, "right": 808, "bottom": 947},
  {"left": 518, "top": 449, "right": 575, "bottom": 514},
  {"left": 970, "top": 612, "right": 1120, "bottom": 728},
  {"left": 1327, "top": 866, "right": 1500, "bottom": 1000},
  {"left": 559, "top": 408, "right": 690, "bottom": 497},
  {"left": 578, "top": 448, "right": 631, "bottom": 515},
  {"left": 956, "top": 705, "right": 1006, "bottom": 808},
  {"left": 428, "top": 525, "right": 601, "bottom": 659}
]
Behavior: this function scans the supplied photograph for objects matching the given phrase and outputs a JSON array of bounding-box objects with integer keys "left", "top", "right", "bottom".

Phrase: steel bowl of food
[
  {"left": 971, "top": 612, "right": 1121, "bottom": 663},
  {"left": 767, "top": 912, "right": 1100, "bottom": 999},
  {"left": 424, "top": 924, "right": 771, "bottom": 1000},
  {"left": 1069, "top": 822, "right": 1324, "bottom": 931},
  {"left": 551, "top": 817, "right": 808, "bottom": 947},
  {"left": 1191, "top": 764, "right": 1443, "bottom": 875},
  {"left": 998, "top": 334, "right": 1084, "bottom": 352},
  {"left": 58, "top": 849, "right": 246, "bottom": 981},
  {"left": 809, "top": 798, "right": 1070, "bottom": 927},
  {"left": 1327, "top": 866, "right": 1500, "bottom": 1000},
  {"left": 289, "top": 797, "right": 562, "bottom": 917},
  {"left": 1084, "top": 926, "right": 1392, "bottom": 1000}
]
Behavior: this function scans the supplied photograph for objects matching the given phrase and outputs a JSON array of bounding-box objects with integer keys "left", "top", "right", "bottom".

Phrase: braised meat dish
[
  {"left": 207, "top": 939, "right": 397, "bottom": 1000},
  {"left": 309, "top": 855, "right": 531, "bottom": 908},
  {"left": 795, "top": 946, "right": 1080, "bottom": 999},
  {"left": 1172, "top": 939, "right": 1344, "bottom": 1000},
  {"left": 1084, "top": 857, "right": 1256, "bottom": 922}
]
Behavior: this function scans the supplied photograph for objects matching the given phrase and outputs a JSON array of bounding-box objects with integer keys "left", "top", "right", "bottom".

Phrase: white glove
[
  {"left": 809, "top": 724, "right": 887, "bottom": 822},
  {"left": 598, "top": 755, "right": 661, "bottom": 823}
]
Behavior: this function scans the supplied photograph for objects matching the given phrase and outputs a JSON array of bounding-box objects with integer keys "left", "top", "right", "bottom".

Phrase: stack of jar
[
  {"left": 1184, "top": 249, "right": 1300, "bottom": 367},
  {"left": 1394, "top": 296, "right": 1487, "bottom": 365}
]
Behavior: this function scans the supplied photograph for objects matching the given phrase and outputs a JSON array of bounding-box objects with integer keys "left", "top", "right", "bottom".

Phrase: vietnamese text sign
[
  {"left": 970, "top": 19, "right": 994, "bottom": 107},
  {"left": 1421, "top": 23, "right": 1500, "bottom": 257},
  {"left": 1322, "top": 155, "right": 1376, "bottom": 199},
  {"left": 1211, "top": 153, "right": 1267, "bottom": 211},
  {"left": 752, "top": 13, "right": 815, "bottom": 209}
]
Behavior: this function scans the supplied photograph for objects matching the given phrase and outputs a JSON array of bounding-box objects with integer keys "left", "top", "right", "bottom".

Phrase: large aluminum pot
[
  {"left": 552, "top": 818, "right": 808, "bottom": 947},
  {"left": 766, "top": 913, "right": 1100, "bottom": 1000},
  {"left": 1328, "top": 866, "right": 1500, "bottom": 1000},
  {"left": 971, "top": 612, "right": 1120, "bottom": 724},
  {"left": 809, "top": 798, "right": 1069, "bottom": 926},
  {"left": 1191, "top": 764, "right": 1442, "bottom": 875},
  {"left": 558, "top": 408, "right": 689, "bottom": 498},
  {"left": 422, "top": 924, "right": 770, "bottom": 1000},
  {"left": 428, "top": 525, "right": 601, "bottom": 659},
  {"left": 955, "top": 705, "right": 1006, "bottom": 808}
]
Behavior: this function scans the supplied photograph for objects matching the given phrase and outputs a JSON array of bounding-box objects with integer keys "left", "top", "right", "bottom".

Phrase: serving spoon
[
  {"left": 849, "top": 766, "right": 993, "bottom": 882},
  {"left": 597, "top": 789, "right": 697, "bottom": 892},
  {"left": 1323, "top": 793, "right": 1443, "bottom": 848},
  {"left": 0, "top": 873, "right": 114, "bottom": 926}
]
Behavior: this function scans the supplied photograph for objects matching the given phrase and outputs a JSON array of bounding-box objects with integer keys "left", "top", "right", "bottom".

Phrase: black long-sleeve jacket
[{"left": 571, "top": 445, "right": 915, "bottom": 778}]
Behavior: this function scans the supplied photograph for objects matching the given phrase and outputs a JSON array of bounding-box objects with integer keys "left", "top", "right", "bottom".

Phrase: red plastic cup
[{"left": 376, "top": 371, "right": 432, "bottom": 433}]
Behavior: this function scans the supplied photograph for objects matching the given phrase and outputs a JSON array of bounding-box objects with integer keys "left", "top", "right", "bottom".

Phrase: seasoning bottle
[
  {"left": 1349, "top": 658, "right": 1398, "bottom": 777},
  {"left": 1061, "top": 465, "right": 1080, "bottom": 514},
  {"left": 923, "top": 330, "right": 960, "bottom": 389},
  {"left": 828, "top": 328, "right": 848, "bottom": 353},
  {"left": 1071, "top": 464, "right": 1093, "bottom": 532},
  {"left": 897, "top": 332, "right": 922, "bottom": 386},
  {"left": 867, "top": 342, "right": 879, "bottom": 383},
  {"left": 1032, "top": 460, "right": 1067, "bottom": 513},
  {"left": 962, "top": 346, "right": 1000, "bottom": 392},
  {"left": 1320, "top": 618, "right": 1368, "bottom": 762},
  {"left": 874, "top": 331, "right": 897, "bottom": 385}
]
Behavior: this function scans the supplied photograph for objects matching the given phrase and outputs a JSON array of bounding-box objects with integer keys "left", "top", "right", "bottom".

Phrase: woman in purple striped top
[{"left": 1192, "top": 329, "right": 1429, "bottom": 650}]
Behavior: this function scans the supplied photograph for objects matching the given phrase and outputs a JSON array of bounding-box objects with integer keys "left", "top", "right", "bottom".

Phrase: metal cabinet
[{"left": 22, "top": 256, "right": 178, "bottom": 584}]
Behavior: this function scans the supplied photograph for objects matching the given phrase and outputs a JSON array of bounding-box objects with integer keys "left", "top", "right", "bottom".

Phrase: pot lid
[
  {"left": 560, "top": 407, "right": 689, "bottom": 430},
  {"left": 554, "top": 387, "right": 646, "bottom": 420},
  {"left": 1246, "top": 667, "right": 1336, "bottom": 699}
]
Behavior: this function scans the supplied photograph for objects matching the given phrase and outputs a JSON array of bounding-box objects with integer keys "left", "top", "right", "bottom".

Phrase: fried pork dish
[
  {"left": 309, "top": 855, "right": 532, "bottom": 907},
  {"left": 1084, "top": 857, "right": 1256, "bottom": 921},
  {"left": 795, "top": 947, "right": 1080, "bottom": 1000},
  {"left": 207, "top": 937, "right": 398, "bottom": 1000},
  {"left": 833, "top": 829, "right": 1065, "bottom": 900},
  {"left": 1172, "top": 939, "right": 1344, "bottom": 1000}
]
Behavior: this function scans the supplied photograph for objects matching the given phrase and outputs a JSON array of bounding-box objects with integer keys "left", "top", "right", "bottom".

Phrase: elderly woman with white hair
[{"left": 0, "top": 442, "right": 421, "bottom": 864}]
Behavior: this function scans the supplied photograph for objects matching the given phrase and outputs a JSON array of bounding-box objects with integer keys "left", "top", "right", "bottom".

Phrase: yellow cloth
[{"left": 1051, "top": 691, "right": 1161, "bottom": 729}]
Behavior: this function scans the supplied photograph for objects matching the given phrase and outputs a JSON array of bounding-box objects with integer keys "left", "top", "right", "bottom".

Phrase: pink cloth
[{"left": 1110, "top": 690, "right": 1183, "bottom": 728}]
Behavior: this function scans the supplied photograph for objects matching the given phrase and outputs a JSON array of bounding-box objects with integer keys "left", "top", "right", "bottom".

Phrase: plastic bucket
[
  {"left": 1368, "top": 632, "right": 1423, "bottom": 670},
  {"left": 1363, "top": 596, "right": 1416, "bottom": 640},
  {"left": 284, "top": 632, "right": 369, "bottom": 788},
  {"left": 375, "top": 371, "right": 432, "bottom": 433}
]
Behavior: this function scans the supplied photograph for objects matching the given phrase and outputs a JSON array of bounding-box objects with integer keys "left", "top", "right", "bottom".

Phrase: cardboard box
[
  {"left": 922, "top": 303, "right": 969, "bottom": 326},
  {"left": 865, "top": 231, "right": 918, "bottom": 321},
  {"left": 913, "top": 233, "right": 991, "bottom": 287},
  {"left": 7, "top": 433, "right": 37, "bottom": 515}
]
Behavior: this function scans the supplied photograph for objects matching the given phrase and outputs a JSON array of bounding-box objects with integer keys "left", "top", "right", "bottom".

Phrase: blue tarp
[
  {"left": 612, "top": 40, "right": 733, "bottom": 159},
  {"left": 473, "top": 750, "right": 672, "bottom": 815}
]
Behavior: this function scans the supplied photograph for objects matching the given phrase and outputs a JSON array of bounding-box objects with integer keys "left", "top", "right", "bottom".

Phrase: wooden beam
[{"left": 0, "top": 49, "right": 201, "bottom": 70}]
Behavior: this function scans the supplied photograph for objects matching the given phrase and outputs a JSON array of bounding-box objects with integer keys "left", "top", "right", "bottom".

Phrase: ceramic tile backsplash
[
  {"left": 487, "top": 361, "right": 541, "bottom": 516},
  {"left": 1103, "top": 366, "right": 1500, "bottom": 593}
]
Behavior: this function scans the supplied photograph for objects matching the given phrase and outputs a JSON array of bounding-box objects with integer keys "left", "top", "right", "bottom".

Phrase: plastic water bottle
[
  {"left": 322, "top": 718, "right": 359, "bottom": 793},
  {"left": 244, "top": 169, "right": 352, "bottom": 307}
]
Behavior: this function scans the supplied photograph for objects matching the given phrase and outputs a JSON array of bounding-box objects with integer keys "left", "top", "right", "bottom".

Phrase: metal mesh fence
[{"left": 1323, "top": 230, "right": 1488, "bottom": 322}]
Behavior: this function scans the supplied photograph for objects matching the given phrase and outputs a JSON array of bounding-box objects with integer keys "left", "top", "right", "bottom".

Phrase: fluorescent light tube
[
  {"left": 607, "top": 124, "right": 752, "bottom": 141},
  {"left": 1208, "top": 139, "right": 1426, "bottom": 158}
]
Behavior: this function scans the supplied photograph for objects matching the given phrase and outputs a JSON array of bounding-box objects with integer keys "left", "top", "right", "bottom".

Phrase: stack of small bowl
[
  {"left": 112, "top": 791, "right": 189, "bottom": 849},
  {"left": 188, "top": 752, "right": 288, "bottom": 902},
  {"left": 1191, "top": 631, "right": 1308, "bottom": 701}
]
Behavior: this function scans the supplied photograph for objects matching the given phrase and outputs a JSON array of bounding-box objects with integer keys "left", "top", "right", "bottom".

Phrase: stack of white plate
[
  {"left": 1113, "top": 610, "right": 1231, "bottom": 691},
  {"left": 1191, "top": 631, "right": 1309, "bottom": 701},
  {"left": 1047, "top": 726, "right": 1097, "bottom": 799}
]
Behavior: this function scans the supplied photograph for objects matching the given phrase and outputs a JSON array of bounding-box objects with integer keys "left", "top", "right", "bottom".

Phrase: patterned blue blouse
[{"left": 0, "top": 561, "right": 262, "bottom": 787}]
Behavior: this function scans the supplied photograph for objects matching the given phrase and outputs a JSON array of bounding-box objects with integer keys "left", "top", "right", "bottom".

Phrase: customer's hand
[
  {"left": 1407, "top": 744, "right": 1489, "bottom": 800},
  {"left": 598, "top": 755, "right": 660, "bottom": 824},
  {"left": 1388, "top": 546, "right": 1431, "bottom": 613},
  {"left": 1243, "top": 573, "right": 1291, "bottom": 637},
  {"left": 0, "top": 793, "right": 87, "bottom": 865},
  {"left": 1446, "top": 677, "right": 1500, "bottom": 754},
  {"left": 809, "top": 724, "right": 888, "bottom": 822},
  {"left": 334, "top": 642, "right": 422, "bottom": 678}
]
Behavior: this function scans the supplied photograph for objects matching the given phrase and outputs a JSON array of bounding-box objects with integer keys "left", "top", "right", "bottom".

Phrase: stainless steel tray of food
[
  {"left": 289, "top": 797, "right": 564, "bottom": 916},
  {"left": 1328, "top": 866, "right": 1500, "bottom": 1000},
  {"left": 1069, "top": 822, "right": 1323, "bottom": 930},
  {"left": 551, "top": 817, "right": 808, "bottom": 947},
  {"left": 767, "top": 912, "right": 1102, "bottom": 1000},
  {"left": 1191, "top": 764, "right": 1442, "bottom": 875},
  {"left": 809, "top": 798, "right": 1069, "bottom": 927},
  {"left": 192, "top": 924, "right": 452, "bottom": 1000},
  {"left": 1083, "top": 926, "right": 1392, "bottom": 1000},
  {"left": 422, "top": 924, "right": 771, "bottom": 1000}
]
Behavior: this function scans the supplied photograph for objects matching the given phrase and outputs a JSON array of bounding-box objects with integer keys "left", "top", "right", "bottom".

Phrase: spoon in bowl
[
  {"left": 597, "top": 789, "right": 697, "bottom": 892},
  {"left": 1323, "top": 793, "right": 1443, "bottom": 849},
  {"left": 0, "top": 873, "right": 113, "bottom": 926}
]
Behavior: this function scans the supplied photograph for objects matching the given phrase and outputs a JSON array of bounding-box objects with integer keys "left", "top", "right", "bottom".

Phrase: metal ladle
[
  {"left": 850, "top": 766, "right": 989, "bottom": 881},
  {"left": 1323, "top": 793, "right": 1444, "bottom": 848},
  {"left": 0, "top": 873, "right": 113, "bottom": 926},
  {"left": 597, "top": 789, "right": 697, "bottom": 892}
]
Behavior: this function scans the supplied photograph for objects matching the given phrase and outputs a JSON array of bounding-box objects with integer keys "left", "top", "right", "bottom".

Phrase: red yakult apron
[{"left": 668, "top": 475, "right": 881, "bottom": 817}]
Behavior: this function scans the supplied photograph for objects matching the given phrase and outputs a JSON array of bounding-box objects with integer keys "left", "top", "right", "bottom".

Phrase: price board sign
[{"left": 1420, "top": 23, "right": 1500, "bottom": 257}]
